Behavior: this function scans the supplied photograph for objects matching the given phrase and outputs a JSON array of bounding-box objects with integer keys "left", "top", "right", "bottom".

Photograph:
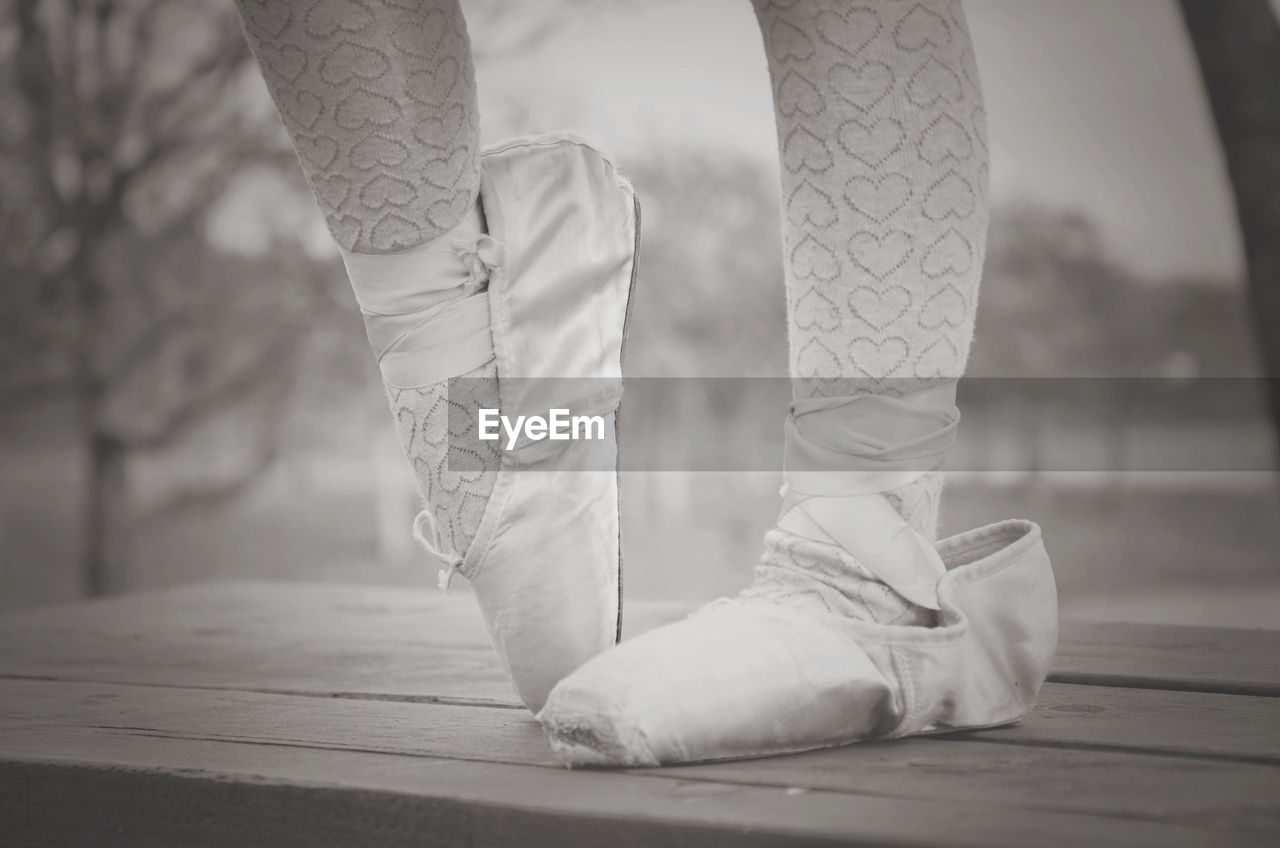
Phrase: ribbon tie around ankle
[
  {"left": 411, "top": 509, "right": 466, "bottom": 594},
  {"left": 782, "top": 381, "right": 960, "bottom": 609},
  {"left": 357, "top": 231, "right": 504, "bottom": 390},
  {"left": 785, "top": 381, "right": 959, "bottom": 495},
  {"left": 359, "top": 231, "right": 504, "bottom": 592},
  {"left": 453, "top": 233, "right": 505, "bottom": 293}
]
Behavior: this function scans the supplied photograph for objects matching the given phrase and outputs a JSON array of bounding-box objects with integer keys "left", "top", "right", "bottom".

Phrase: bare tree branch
[
  {"left": 113, "top": 328, "right": 300, "bottom": 452},
  {"left": 136, "top": 362, "right": 293, "bottom": 527},
  {"left": 2, "top": 0, "right": 359, "bottom": 594},
  {"left": 13, "top": 0, "right": 67, "bottom": 220}
]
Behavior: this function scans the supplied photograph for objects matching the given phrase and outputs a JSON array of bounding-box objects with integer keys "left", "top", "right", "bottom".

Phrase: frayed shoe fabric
[
  {"left": 539, "top": 519, "right": 1057, "bottom": 767},
  {"left": 395, "top": 134, "right": 640, "bottom": 713}
]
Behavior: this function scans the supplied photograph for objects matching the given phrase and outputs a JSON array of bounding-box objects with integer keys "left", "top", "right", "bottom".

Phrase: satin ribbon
[
  {"left": 784, "top": 381, "right": 960, "bottom": 497},
  {"left": 354, "top": 231, "right": 505, "bottom": 579},
  {"left": 369, "top": 291, "right": 495, "bottom": 388},
  {"left": 342, "top": 227, "right": 500, "bottom": 314},
  {"left": 782, "top": 381, "right": 961, "bottom": 610},
  {"left": 359, "top": 232, "right": 504, "bottom": 389}
]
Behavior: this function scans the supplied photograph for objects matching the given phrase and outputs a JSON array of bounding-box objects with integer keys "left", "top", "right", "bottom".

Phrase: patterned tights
[{"left": 235, "top": 0, "right": 989, "bottom": 557}]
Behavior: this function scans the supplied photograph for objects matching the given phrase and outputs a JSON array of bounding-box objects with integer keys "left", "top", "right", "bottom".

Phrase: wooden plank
[
  {"left": 3, "top": 678, "right": 1278, "bottom": 834},
  {"left": 0, "top": 678, "right": 553, "bottom": 766},
  {"left": 4, "top": 677, "right": 1277, "bottom": 766},
  {"left": 5, "top": 582, "right": 1276, "bottom": 701},
  {"left": 663, "top": 741, "right": 1280, "bottom": 835},
  {"left": 1, "top": 680, "right": 1271, "bottom": 848},
  {"left": 7, "top": 752, "right": 1251, "bottom": 848},
  {"left": 968, "top": 683, "right": 1280, "bottom": 764},
  {"left": 0, "top": 583, "right": 688, "bottom": 706},
  {"left": 5, "top": 584, "right": 1277, "bottom": 845},
  {"left": 5, "top": 759, "right": 865, "bottom": 848},
  {"left": 1054, "top": 621, "right": 1280, "bottom": 697},
  {"left": 0, "top": 582, "right": 520, "bottom": 705}
]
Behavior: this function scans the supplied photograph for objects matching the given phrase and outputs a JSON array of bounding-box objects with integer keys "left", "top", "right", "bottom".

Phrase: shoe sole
[{"left": 614, "top": 192, "right": 642, "bottom": 643}]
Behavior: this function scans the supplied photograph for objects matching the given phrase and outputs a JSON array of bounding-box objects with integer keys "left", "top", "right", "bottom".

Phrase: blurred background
[{"left": 2, "top": 0, "right": 1277, "bottom": 626}]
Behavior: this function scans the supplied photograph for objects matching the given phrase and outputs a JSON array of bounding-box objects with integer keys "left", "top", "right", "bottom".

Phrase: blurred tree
[
  {"left": 1179, "top": 0, "right": 1280, "bottom": 451},
  {"left": 975, "top": 206, "right": 1131, "bottom": 378},
  {"left": 625, "top": 155, "right": 787, "bottom": 379},
  {"left": 0, "top": 0, "right": 350, "bottom": 595}
]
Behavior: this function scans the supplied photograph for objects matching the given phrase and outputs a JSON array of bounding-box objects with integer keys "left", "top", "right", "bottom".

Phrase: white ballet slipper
[
  {"left": 390, "top": 134, "right": 639, "bottom": 713},
  {"left": 539, "top": 519, "right": 1057, "bottom": 767}
]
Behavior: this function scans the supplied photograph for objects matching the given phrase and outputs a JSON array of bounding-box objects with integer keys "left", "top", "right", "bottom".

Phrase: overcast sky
[{"left": 475, "top": 0, "right": 1251, "bottom": 282}]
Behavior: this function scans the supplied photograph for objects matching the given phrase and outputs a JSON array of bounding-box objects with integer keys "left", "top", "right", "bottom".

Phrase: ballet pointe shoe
[
  {"left": 397, "top": 134, "right": 640, "bottom": 713},
  {"left": 539, "top": 518, "right": 1057, "bottom": 766}
]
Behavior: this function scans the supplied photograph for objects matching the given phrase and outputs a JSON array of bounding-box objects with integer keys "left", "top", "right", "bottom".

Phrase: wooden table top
[{"left": 1, "top": 582, "right": 1277, "bottom": 847}]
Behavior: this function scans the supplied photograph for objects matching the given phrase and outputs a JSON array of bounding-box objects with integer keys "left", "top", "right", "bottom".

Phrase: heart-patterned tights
[
  {"left": 235, "top": 0, "right": 479, "bottom": 254},
  {"left": 754, "top": 0, "right": 990, "bottom": 539},
  {"left": 235, "top": 0, "right": 988, "bottom": 546}
]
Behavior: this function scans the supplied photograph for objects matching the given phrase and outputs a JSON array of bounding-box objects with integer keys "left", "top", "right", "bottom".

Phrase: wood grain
[
  {"left": 988, "top": 683, "right": 1280, "bottom": 763},
  {"left": 0, "top": 584, "right": 688, "bottom": 705},
  {"left": 9, "top": 753, "right": 1257, "bottom": 848},
  {"left": 2, "top": 680, "right": 1273, "bottom": 848},
  {"left": 4, "top": 583, "right": 1274, "bottom": 701},
  {"left": 1054, "top": 621, "right": 1280, "bottom": 696},
  {"left": 2, "top": 582, "right": 1278, "bottom": 846},
  {"left": 2, "top": 678, "right": 1278, "bottom": 832}
]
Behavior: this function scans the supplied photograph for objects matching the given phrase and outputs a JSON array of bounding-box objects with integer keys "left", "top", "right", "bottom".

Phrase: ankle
[
  {"left": 752, "top": 529, "right": 937, "bottom": 627},
  {"left": 883, "top": 472, "right": 944, "bottom": 543},
  {"left": 773, "top": 472, "right": 947, "bottom": 612},
  {"left": 341, "top": 196, "right": 501, "bottom": 389},
  {"left": 339, "top": 195, "right": 488, "bottom": 320}
]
